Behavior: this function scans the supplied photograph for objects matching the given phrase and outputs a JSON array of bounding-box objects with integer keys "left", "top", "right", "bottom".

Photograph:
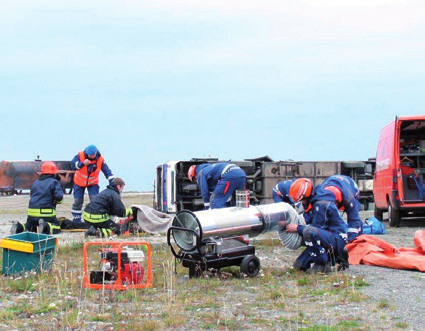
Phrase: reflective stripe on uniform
[
  {"left": 57, "top": 199, "right": 64, "bottom": 205},
  {"left": 83, "top": 211, "right": 110, "bottom": 223},
  {"left": 47, "top": 223, "right": 61, "bottom": 234},
  {"left": 28, "top": 208, "right": 56, "bottom": 217},
  {"left": 348, "top": 227, "right": 361, "bottom": 233}
]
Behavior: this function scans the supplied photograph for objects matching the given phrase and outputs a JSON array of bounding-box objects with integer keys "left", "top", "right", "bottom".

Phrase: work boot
[
  {"left": 308, "top": 263, "right": 333, "bottom": 274},
  {"left": 337, "top": 247, "right": 350, "bottom": 271},
  {"left": 38, "top": 220, "right": 49, "bottom": 235},
  {"left": 84, "top": 226, "right": 100, "bottom": 238},
  {"left": 10, "top": 221, "right": 24, "bottom": 235}
]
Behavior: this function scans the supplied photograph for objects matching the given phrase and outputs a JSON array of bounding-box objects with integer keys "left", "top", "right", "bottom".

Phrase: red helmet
[
  {"left": 289, "top": 178, "right": 313, "bottom": 203},
  {"left": 41, "top": 161, "right": 59, "bottom": 175},
  {"left": 187, "top": 165, "right": 197, "bottom": 182},
  {"left": 324, "top": 186, "right": 343, "bottom": 206}
]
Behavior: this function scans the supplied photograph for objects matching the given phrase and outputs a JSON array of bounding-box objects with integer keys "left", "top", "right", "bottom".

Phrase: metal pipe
[{"left": 171, "top": 202, "right": 300, "bottom": 251}]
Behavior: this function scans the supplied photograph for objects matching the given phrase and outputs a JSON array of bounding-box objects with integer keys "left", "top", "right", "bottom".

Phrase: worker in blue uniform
[
  {"left": 287, "top": 178, "right": 349, "bottom": 273},
  {"left": 83, "top": 177, "right": 132, "bottom": 238},
  {"left": 70, "top": 145, "right": 115, "bottom": 223},
  {"left": 312, "top": 175, "right": 362, "bottom": 242},
  {"left": 187, "top": 163, "right": 246, "bottom": 209},
  {"left": 10, "top": 161, "right": 64, "bottom": 235},
  {"left": 272, "top": 180, "right": 295, "bottom": 203}
]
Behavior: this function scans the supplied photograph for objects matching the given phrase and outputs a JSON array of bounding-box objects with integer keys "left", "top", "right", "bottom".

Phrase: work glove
[{"left": 126, "top": 208, "right": 133, "bottom": 217}]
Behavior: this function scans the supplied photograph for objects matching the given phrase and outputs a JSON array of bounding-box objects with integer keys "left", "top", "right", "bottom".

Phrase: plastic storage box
[{"left": 0, "top": 232, "right": 58, "bottom": 275}]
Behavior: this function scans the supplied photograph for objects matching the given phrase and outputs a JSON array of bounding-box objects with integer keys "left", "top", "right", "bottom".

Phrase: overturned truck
[{"left": 154, "top": 156, "right": 375, "bottom": 214}]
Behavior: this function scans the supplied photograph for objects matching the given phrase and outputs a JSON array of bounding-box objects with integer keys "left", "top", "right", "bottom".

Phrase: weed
[
  {"left": 297, "top": 277, "right": 311, "bottom": 286},
  {"left": 395, "top": 322, "right": 409, "bottom": 329},
  {"left": 377, "top": 299, "right": 390, "bottom": 309}
]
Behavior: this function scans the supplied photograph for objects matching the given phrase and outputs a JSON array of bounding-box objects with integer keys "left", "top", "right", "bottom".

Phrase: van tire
[
  {"left": 361, "top": 199, "right": 369, "bottom": 211},
  {"left": 374, "top": 205, "right": 383, "bottom": 221},
  {"left": 388, "top": 205, "right": 401, "bottom": 227}
]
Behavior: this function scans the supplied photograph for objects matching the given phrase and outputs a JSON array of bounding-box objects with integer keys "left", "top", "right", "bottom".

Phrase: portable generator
[
  {"left": 89, "top": 247, "right": 145, "bottom": 285},
  {"left": 167, "top": 202, "right": 304, "bottom": 278},
  {"left": 83, "top": 241, "right": 153, "bottom": 290}
]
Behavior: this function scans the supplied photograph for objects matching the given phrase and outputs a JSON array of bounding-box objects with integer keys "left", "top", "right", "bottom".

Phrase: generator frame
[{"left": 83, "top": 241, "right": 153, "bottom": 291}]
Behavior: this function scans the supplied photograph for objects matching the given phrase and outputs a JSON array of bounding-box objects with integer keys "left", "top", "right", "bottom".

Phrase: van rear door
[{"left": 397, "top": 118, "right": 425, "bottom": 204}]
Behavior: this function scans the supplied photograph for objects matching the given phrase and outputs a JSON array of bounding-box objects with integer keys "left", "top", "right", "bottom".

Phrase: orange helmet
[
  {"left": 289, "top": 178, "right": 313, "bottom": 203},
  {"left": 41, "top": 161, "right": 59, "bottom": 175},
  {"left": 187, "top": 165, "right": 197, "bottom": 182},
  {"left": 324, "top": 186, "right": 343, "bottom": 206}
]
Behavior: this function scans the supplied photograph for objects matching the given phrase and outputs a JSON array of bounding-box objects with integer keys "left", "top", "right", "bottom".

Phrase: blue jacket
[
  {"left": 84, "top": 183, "right": 126, "bottom": 217},
  {"left": 272, "top": 180, "right": 294, "bottom": 203},
  {"left": 298, "top": 200, "right": 348, "bottom": 242},
  {"left": 71, "top": 151, "right": 114, "bottom": 182},
  {"left": 312, "top": 175, "right": 362, "bottom": 241},
  {"left": 28, "top": 175, "right": 64, "bottom": 209},
  {"left": 196, "top": 163, "right": 245, "bottom": 204}
]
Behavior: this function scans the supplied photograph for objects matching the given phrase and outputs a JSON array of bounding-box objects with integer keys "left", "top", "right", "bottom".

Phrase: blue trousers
[
  {"left": 210, "top": 175, "right": 246, "bottom": 209},
  {"left": 294, "top": 226, "right": 346, "bottom": 271},
  {"left": 72, "top": 184, "right": 100, "bottom": 222}
]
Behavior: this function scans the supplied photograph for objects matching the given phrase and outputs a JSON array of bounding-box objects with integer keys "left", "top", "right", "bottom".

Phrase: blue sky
[{"left": 1, "top": 0, "right": 424, "bottom": 191}]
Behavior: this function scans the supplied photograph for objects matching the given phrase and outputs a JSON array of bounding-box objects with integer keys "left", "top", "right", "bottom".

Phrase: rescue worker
[
  {"left": 187, "top": 163, "right": 246, "bottom": 209},
  {"left": 10, "top": 161, "right": 64, "bottom": 235},
  {"left": 70, "top": 145, "right": 115, "bottom": 222},
  {"left": 83, "top": 177, "right": 132, "bottom": 238},
  {"left": 272, "top": 179, "right": 295, "bottom": 203},
  {"left": 318, "top": 175, "right": 363, "bottom": 242},
  {"left": 287, "top": 178, "right": 349, "bottom": 273}
]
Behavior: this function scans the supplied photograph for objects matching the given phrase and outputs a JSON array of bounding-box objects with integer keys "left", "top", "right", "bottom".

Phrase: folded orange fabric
[{"left": 346, "top": 230, "right": 425, "bottom": 272}]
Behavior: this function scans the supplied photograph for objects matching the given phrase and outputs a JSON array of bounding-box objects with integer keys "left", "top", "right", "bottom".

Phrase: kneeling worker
[
  {"left": 11, "top": 161, "right": 64, "bottom": 235},
  {"left": 84, "top": 177, "right": 132, "bottom": 238}
]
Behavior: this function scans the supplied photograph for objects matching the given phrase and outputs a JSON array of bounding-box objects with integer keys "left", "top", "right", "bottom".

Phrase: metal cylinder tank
[
  {"left": 172, "top": 202, "right": 300, "bottom": 251},
  {"left": 0, "top": 160, "right": 74, "bottom": 194}
]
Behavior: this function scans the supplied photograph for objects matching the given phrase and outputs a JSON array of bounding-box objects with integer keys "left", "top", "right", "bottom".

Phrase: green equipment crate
[{"left": 0, "top": 232, "right": 58, "bottom": 275}]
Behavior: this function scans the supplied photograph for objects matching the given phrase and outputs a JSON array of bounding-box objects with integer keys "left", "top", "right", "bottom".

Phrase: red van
[{"left": 374, "top": 115, "right": 425, "bottom": 226}]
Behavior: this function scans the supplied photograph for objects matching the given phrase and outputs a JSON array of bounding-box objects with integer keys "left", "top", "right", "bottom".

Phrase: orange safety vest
[{"left": 73, "top": 151, "right": 104, "bottom": 187}]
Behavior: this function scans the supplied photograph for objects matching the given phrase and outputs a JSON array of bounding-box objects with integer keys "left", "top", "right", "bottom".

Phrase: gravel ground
[{"left": 0, "top": 194, "right": 424, "bottom": 330}]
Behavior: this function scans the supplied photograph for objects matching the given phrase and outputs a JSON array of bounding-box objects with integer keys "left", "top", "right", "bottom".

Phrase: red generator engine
[{"left": 83, "top": 242, "right": 153, "bottom": 290}]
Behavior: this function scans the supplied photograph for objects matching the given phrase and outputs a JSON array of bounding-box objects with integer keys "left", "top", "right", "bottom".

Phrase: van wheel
[
  {"left": 361, "top": 199, "right": 369, "bottom": 211},
  {"left": 374, "top": 205, "right": 383, "bottom": 221},
  {"left": 388, "top": 205, "right": 401, "bottom": 227}
]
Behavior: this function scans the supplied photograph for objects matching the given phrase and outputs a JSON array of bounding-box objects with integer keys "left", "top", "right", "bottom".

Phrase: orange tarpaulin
[{"left": 346, "top": 230, "right": 425, "bottom": 272}]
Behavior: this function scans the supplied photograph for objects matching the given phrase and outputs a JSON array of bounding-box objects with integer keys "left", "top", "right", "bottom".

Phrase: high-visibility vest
[{"left": 73, "top": 151, "right": 104, "bottom": 187}]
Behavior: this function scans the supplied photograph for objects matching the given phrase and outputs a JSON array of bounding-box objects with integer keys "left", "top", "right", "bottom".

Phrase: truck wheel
[
  {"left": 388, "top": 205, "right": 401, "bottom": 227},
  {"left": 342, "top": 162, "right": 365, "bottom": 169},
  {"left": 240, "top": 255, "right": 260, "bottom": 277},
  {"left": 374, "top": 205, "right": 383, "bottom": 221},
  {"left": 361, "top": 199, "right": 369, "bottom": 211}
]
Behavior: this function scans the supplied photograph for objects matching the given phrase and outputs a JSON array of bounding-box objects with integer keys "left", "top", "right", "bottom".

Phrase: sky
[{"left": 1, "top": 0, "right": 425, "bottom": 191}]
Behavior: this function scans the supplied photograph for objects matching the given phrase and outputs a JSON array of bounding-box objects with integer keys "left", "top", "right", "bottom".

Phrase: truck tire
[
  {"left": 361, "top": 199, "right": 369, "bottom": 211},
  {"left": 342, "top": 162, "right": 365, "bottom": 169},
  {"left": 240, "top": 255, "right": 260, "bottom": 277},
  {"left": 374, "top": 205, "right": 383, "bottom": 221},
  {"left": 388, "top": 204, "right": 401, "bottom": 227}
]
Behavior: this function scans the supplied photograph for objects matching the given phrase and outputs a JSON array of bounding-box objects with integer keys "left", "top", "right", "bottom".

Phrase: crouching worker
[
  {"left": 11, "top": 162, "right": 64, "bottom": 235},
  {"left": 286, "top": 178, "right": 349, "bottom": 273},
  {"left": 83, "top": 177, "right": 132, "bottom": 238}
]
